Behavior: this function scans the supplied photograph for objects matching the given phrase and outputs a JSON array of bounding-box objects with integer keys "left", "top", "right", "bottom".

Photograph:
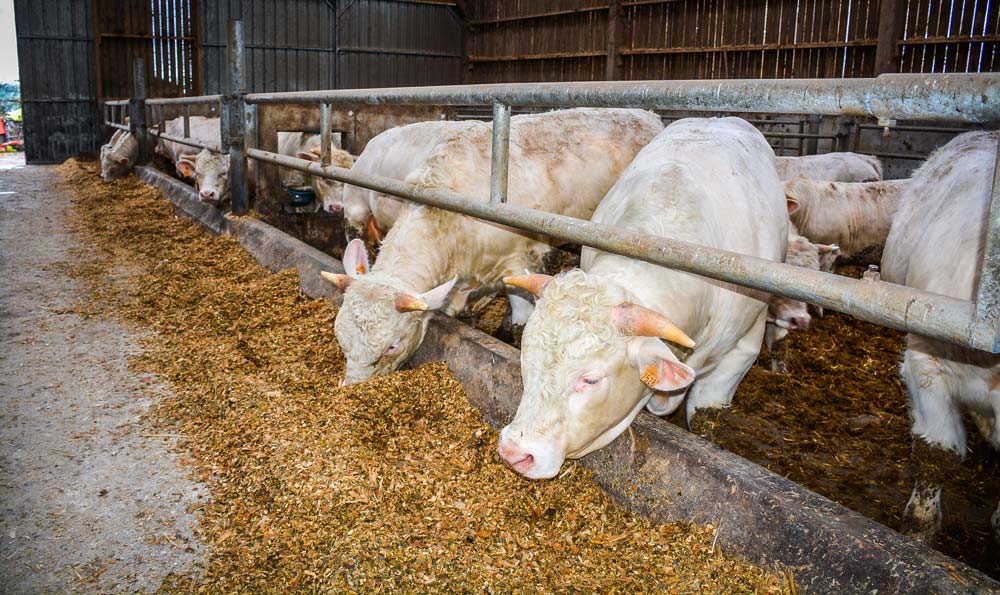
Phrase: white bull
[
  {"left": 99, "top": 129, "right": 138, "bottom": 182},
  {"left": 775, "top": 152, "right": 883, "bottom": 182},
  {"left": 497, "top": 117, "right": 788, "bottom": 479},
  {"left": 322, "top": 108, "right": 664, "bottom": 386},
  {"left": 880, "top": 130, "right": 1000, "bottom": 545},
  {"left": 155, "top": 116, "right": 220, "bottom": 167},
  {"left": 784, "top": 177, "right": 908, "bottom": 261}
]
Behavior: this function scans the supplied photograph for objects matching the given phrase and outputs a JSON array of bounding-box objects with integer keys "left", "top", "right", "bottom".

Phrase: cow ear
[
  {"left": 311, "top": 147, "right": 322, "bottom": 157},
  {"left": 627, "top": 337, "right": 696, "bottom": 392},
  {"left": 297, "top": 150, "right": 320, "bottom": 163},
  {"left": 786, "top": 197, "right": 800, "bottom": 215},
  {"left": 342, "top": 238, "right": 370, "bottom": 279},
  {"left": 117, "top": 156, "right": 130, "bottom": 166},
  {"left": 817, "top": 244, "right": 841, "bottom": 273},
  {"left": 176, "top": 155, "right": 197, "bottom": 178}
]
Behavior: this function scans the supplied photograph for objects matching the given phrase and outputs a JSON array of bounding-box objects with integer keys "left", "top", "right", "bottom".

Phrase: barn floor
[{"left": 0, "top": 153, "right": 204, "bottom": 594}]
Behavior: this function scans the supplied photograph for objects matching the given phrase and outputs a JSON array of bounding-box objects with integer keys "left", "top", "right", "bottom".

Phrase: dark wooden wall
[{"left": 462, "top": 0, "right": 999, "bottom": 83}]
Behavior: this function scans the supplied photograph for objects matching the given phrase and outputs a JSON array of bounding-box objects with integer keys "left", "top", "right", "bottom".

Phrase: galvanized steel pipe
[
  {"left": 320, "top": 103, "right": 333, "bottom": 166},
  {"left": 490, "top": 102, "right": 511, "bottom": 204},
  {"left": 146, "top": 95, "right": 222, "bottom": 106},
  {"left": 245, "top": 74, "right": 1000, "bottom": 124},
  {"left": 246, "top": 147, "right": 997, "bottom": 353},
  {"left": 148, "top": 130, "right": 222, "bottom": 153}
]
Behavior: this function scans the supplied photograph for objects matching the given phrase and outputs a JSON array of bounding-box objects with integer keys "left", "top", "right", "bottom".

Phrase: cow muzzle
[{"left": 498, "top": 426, "right": 564, "bottom": 479}]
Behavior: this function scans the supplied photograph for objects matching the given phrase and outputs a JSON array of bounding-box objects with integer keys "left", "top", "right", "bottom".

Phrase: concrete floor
[{"left": 0, "top": 154, "right": 204, "bottom": 594}]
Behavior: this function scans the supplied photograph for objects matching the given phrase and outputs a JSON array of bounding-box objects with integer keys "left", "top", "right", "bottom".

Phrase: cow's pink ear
[
  {"left": 297, "top": 150, "right": 320, "bottom": 163},
  {"left": 342, "top": 238, "right": 370, "bottom": 279},
  {"left": 117, "top": 156, "right": 130, "bottom": 166},
  {"left": 786, "top": 197, "right": 800, "bottom": 215},
  {"left": 628, "top": 337, "right": 696, "bottom": 392},
  {"left": 176, "top": 155, "right": 197, "bottom": 178}
]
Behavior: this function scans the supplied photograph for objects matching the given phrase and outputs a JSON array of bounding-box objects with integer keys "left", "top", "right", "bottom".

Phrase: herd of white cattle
[{"left": 100, "top": 108, "right": 999, "bottom": 547}]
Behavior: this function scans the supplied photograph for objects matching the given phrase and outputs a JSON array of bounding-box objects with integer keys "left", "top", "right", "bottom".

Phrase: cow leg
[
  {"left": 686, "top": 312, "right": 767, "bottom": 439},
  {"left": 900, "top": 347, "right": 965, "bottom": 545},
  {"left": 764, "top": 322, "right": 789, "bottom": 374}
]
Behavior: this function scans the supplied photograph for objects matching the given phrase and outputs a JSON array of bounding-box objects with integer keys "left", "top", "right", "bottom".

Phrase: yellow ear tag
[
  {"left": 640, "top": 364, "right": 659, "bottom": 388},
  {"left": 356, "top": 264, "right": 366, "bottom": 275}
]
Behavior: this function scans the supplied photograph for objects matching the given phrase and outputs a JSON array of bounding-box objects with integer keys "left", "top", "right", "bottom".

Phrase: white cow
[
  {"left": 99, "top": 129, "right": 138, "bottom": 182},
  {"left": 322, "top": 108, "right": 664, "bottom": 385},
  {"left": 775, "top": 152, "right": 883, "bottom": 182},
  {"left": 341, "top": 120, "right": 478, "bottom": 244},
  {"left": 784, "top": 177, "right": 908, "bottom": 260},
  {"left": 155, "top": 116, "right": 220, "bottom": 166},
  {"left": 765, "top": 225, "right": 840, "bottom": 373},
  {"left": 880, "top": 130, "right": 1000, "bottom": 544},
  {"left": 497, "top": 117, "right": 788, "bottom": 479},
  {"left": 277, "top": 132, "right": 356, "bottom": 214}
]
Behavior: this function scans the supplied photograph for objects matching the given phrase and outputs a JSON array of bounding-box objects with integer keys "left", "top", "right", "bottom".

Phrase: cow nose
[
  {"left": 788, "top": 315, "right": 811, "bottom": 330},
  {"left": 200, "top": 190, "right": 216, "bottom": 202},
  {"left": 498, "top": 434, "right": 535, "bottom": 474},
  {"left": 326, "top": 204, "right": 343, "bottom": 214}
]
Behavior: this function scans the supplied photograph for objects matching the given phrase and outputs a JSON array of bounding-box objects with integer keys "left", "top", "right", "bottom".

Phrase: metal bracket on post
[
  {"left": 974, "top": 142, "right": 1000, "bottom": 351},
  {"left": 130, "top": 58, "right": 150, "bottom": 164},
  {"left": 320, "top": 103, "right": 333, "bottom": 166},
  {"left": 490, "top": 102, "right": 511, "bottom": 204},
  {"left": 226, "top": 19, "right": 248, "bottom": 215}
]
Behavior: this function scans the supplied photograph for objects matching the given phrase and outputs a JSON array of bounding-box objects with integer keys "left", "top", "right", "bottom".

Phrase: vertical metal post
[
  {"left": 226, "top": 19, "right": 248, "bottom": 215},
  {"left": 244, "top": 104, "right": 258, "bottom": 199},
  {"left": 182, "top": 103, "right": 191, "bottom": 139},
  {"left": 320, "top": 103, "right": 333, "bottom": 166},
  {"left": 490, "top": 102, "right": 511, "bottom": 204},
  {"left": 130, "top": 58, "right": 150, "bottom": 164},
  {"left": 804, "top": 114, "right": 821, "bottom": 155},
  {"left": 975, "top": 142, "right": 1000, "bottom": 350}
]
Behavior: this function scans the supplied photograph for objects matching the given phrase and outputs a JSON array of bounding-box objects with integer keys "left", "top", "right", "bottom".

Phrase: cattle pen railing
[{"left": 103, "top": 20, "right": 1000, "bottom": 357}]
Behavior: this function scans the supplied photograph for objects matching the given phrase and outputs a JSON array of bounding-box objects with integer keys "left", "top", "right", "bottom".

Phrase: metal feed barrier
[{"left": 103, "top": 19, "right": 1000, "bottom": 357}]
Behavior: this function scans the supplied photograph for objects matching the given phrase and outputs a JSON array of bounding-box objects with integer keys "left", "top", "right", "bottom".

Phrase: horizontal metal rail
[
  {"left": 104, "top": 121, "right": 131, "bottom": 132},
  {"left": 146, "top": 95, "right": 222, "bottom": 106},
  {"left": 104, "top": 99, "right": 130, "bottom": 106},
  {"left": 245, "top": 74, "right": 1000, "bottom": 123},
  {"left": 148, "top": 130, "right": 222, "bottom": 153},
  {"left": 246, "top": 147, "right": 997, "bottom": 353}
]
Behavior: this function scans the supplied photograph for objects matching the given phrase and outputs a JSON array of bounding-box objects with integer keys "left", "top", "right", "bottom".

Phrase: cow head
[
  {"left": 298, "top": 147, "right": 356, "bottom": 214},
  {"left": 769, "top": 233, "right": 840, "bottom": 330},
  {"left": 99, "top": 134, "right": 138, "bottom": 182},
  {"left": 177, "top": 149, "right": 230, "bottom": 206},
  {"left": 498, "top": 270, "right": 695, "bottom": 479},
  {"left": 323, "top": 238, "right": 457, "bottom": 385}
]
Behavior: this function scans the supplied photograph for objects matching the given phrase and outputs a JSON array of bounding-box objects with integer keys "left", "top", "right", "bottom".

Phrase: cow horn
[
  {"left": 320, "top": 270, "right": 353, "bottom": 291},
  {"left": 394, "top": 292, "right": 429, "bottom": 313},
  {"left": 366, "top": 215, "right": 384, "bottom": 244},
  {"left": 611, "top": 302, "right": 695, "bottom": 348},
  {"left": 502, "top": 274, "right": 552, "bottom": 298}
]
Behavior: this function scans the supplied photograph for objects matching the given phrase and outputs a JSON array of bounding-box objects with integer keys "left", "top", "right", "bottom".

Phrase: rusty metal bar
[
  {"left": 148, "top": 130, "right": 222, "bottom": 153},
  {"left": 226, "top": 19, "right": 248, "bottom": 216},
  {"left": 320, "top": 103, "right": 332, "bottom": 166},
  {"left": 245, "top": 74, "right": 1000, "bottom": 124},
  {"left": 490, "top": 102, "right": 511, "bottom": 204},
  {"left": 131, "top": 58, "right": 150, "bottom": 164},
  {"left": 975, "top": 143, "right": 1000, "bottom": 351},
  {"left": 182, "top": 104, "right": 191, "bottom": 139},
  {"left": 245, "top": 147, "right": 998, "bottom": 354}
]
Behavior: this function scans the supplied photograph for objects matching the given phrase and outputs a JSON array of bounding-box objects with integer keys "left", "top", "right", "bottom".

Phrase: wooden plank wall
[
  {"left": 463, "top": 0, "right": 999, "bottom": 83},
  {"left": 94, "top": 0, "right": 199, "bottom": 99}
]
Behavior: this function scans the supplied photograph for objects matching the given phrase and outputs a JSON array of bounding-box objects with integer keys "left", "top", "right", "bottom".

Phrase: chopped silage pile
[{"left": 57, "top": 158, "right": 789, "bottom": 594}]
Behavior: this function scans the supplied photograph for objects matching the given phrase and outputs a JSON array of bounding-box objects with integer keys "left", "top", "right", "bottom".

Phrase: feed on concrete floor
[{"left": 58, "top": 158, "right": 789, "bottom": 594}]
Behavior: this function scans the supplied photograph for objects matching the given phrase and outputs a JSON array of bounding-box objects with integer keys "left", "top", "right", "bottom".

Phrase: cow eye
[
  {"left": 574, "top": 375, "right": 604, "bottom": 392},
  {"left": 383, "top": 340, "right": 400, "bottom": 357}
]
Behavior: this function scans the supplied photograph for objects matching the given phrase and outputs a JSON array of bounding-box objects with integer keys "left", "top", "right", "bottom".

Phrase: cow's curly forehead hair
[
  {"left": 523, "top": 270, "right": 629, "bottom": 371},
  {"left": 335, "top": 275, "right": 412, "bottom": 361}
]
